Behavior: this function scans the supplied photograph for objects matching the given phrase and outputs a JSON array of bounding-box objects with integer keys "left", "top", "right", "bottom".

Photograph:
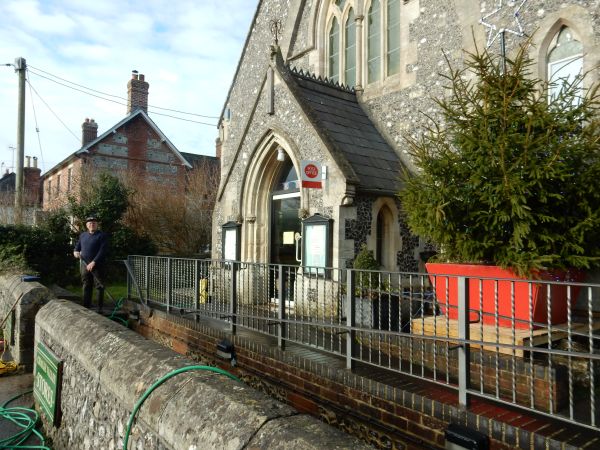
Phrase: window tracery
[
  {"left": 324, "top": 0, "right": 401, "bottom": 87},
  {"left": 547, "top": 26, "right": 583, "bottom": 104}
]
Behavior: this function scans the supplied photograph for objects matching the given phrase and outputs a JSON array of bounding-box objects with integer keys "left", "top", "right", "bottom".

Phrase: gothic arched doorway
[{"left": 270, "top": 158, "right": 302, "bottom": 265}]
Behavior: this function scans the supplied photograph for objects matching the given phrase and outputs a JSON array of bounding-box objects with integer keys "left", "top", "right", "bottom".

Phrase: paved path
[{"left": 0, "top": 372, "right": 44, "bottom": 447}]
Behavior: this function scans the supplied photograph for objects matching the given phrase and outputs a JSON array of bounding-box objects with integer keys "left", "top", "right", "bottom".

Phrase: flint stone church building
[{"left": 213, "top": 0, "right": 599, "bottom": 274}]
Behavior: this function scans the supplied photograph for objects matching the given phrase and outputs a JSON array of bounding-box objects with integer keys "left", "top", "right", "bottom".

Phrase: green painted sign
[{"left": 34, "top": 342, "right": 63, "bottom": 426}]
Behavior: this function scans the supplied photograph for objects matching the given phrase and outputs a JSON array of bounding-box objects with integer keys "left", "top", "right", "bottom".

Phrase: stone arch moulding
[
  {"left": 532, "top": 6, "right": 597, "bottom": 85},
  {"left": 366, "top": 196, "right": 401, "bottom": 272},
  {"left": 240, "top": 129, "right": 302, "bottom": 263}
]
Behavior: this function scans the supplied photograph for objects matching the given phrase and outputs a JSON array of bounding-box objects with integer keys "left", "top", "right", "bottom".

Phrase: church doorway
[
  {"left": 269, "top": 158, "right": 301, "bottom": 300},
  {"left": 270, "top": 159, "right": 301, "bottom": 265}
]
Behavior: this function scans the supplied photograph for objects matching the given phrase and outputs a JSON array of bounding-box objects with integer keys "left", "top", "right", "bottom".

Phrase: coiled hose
[
  {"left": 123, "top": 365, "right": 239, "bottom": 449},
  {"left": 0, "top": 390, "right": 50, "bottom": 449}
]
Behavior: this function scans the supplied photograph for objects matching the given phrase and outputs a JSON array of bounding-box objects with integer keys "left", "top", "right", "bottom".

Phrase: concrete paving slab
[{"left": 0, "top": 372, "right": 46, "bottom": 447}]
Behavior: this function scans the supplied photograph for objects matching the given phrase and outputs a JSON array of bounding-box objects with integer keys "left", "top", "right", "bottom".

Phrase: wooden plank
[{"left": 409, "top": 316, "right": 585, "bottom": 357}]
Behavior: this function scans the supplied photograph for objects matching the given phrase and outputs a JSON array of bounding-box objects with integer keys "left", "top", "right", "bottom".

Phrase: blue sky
[{"left": 0, "top": 0, "right": 257, "bottom": 174}]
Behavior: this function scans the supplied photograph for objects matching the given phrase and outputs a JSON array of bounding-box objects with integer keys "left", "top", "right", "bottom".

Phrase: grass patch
[{"left": 65, "top": 282, "right": 129, "bottom": 307}]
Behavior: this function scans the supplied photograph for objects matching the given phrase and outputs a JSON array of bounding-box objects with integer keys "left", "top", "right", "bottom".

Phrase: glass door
[{"left": 269, "top": 158, "right": 301, "bottom": 301}]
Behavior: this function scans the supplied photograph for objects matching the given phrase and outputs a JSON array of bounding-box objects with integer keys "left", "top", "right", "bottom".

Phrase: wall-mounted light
[{"left": 277, "top": 148, "right": 286, "bottom": 162}]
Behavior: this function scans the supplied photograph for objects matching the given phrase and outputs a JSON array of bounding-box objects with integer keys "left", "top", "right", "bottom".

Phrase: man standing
[{"left": 73, "top": 214, "right": 109, "bottom": 312}]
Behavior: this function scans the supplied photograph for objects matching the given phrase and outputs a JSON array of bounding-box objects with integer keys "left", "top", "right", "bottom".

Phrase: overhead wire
[
  {"left": 25, "top": 76, "right": 80, "bottom": 143},
  {"left": 27, "top": 70, "right": 217, "bottom": 127},
  {"left": 26, "top": 74, "right": 46, "bottom": 171},
  {"left": 29, "top": 64, "right": 220, "bottom": 119},
  {"left": 27, "top": 65, "right": 220, "bottom": 124}
]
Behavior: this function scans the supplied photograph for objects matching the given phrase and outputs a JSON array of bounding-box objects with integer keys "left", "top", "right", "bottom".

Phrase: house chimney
[
  {"left": 127, "top": 70, "right": 149, "bottom": 114},
  {"left": 82, "top": 118, "right": 98, "bottom": 146}
]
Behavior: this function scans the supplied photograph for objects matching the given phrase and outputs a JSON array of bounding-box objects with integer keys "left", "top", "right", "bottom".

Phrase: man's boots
[{"left": 97, "top": 288, "right": 105, "bottom": 314}]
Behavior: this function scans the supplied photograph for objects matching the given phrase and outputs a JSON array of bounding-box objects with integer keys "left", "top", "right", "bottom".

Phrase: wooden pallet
[{"left": 410, "top": 315, "right": 598, "bottom": 357}]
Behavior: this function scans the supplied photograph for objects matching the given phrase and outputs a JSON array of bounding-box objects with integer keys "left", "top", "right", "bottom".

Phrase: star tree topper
[{"left": 480, "top": 0, "right": 528, "bottom": 48}]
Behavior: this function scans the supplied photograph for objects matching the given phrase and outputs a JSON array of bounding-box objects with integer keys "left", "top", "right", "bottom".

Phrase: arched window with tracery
[
  {"left": 367, "top": 0, "right": 382, "bottom": 83},
  {"left": 328, "top": 17, "right": 340, "bottom": 83},
  {"left": 547, "top": 25, "right": 583, "bottom": 104},
  {"left": 345, "top": 8, "right": 356, "bottom": 86},
  {"left": 386, "top": 0, "right": 400, "bottom": 76},
  {"left": 324, "top": 0, "right": 402, "bottom": 87}
]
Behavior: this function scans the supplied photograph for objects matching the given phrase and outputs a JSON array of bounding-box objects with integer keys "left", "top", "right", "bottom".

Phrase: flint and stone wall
[
  {"left": 215, "top": 0, "right": 600, "bottom": 270},
  {"left": 0, "top": 275, "right": 54, "bottom": 369},
  {"left": 34, "top": 299, "right": 371, "bottom": 450}
]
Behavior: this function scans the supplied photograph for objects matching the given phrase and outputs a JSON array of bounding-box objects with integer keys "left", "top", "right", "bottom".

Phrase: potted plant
[
  {"left": 350, "top": 245, "right": 399, "bottom": 330},
  {"left": 399, "top": 41, "right": 600, "bottom": 328}
]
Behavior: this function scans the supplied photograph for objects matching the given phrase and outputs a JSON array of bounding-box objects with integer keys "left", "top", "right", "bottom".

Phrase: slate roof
[
  {"left": 75, "top": 109, "right": 192, "bottom": 169},
  {"left": 0, "top": 172, "right": 15, "bottom": 192},
  {"left": 288, "top": 67, "right": 403, "bottom": 194},
  {"left": 180, "top": 152, "right": 219, "bottom": 168}
]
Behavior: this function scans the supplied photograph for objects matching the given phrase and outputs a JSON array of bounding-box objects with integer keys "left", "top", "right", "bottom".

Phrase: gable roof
[
  {"left": 284, "top": 66, "right": 403, "bottom": 195},
  {"left": 76, "top": 109, "right": 192, "bottom": 169},
  {"left": 180, "top": 152, "right": 219, "bottom": 168},
  {"left": 0, "top": 172, "right": 15, "bottom": 192}
]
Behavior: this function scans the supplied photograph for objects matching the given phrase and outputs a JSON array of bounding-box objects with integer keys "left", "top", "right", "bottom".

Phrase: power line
[
  {"left": 27, "top": 64, "right": 221, "bottom": 120},
  {"left": 26, "top": 78, "right": 81, "bottom": 143},
  {"left": 27, "top": 69, "right": 217, "bottom": 127},
  {"left": 27, "top": 78, "right": 46, "bottom": 171}
]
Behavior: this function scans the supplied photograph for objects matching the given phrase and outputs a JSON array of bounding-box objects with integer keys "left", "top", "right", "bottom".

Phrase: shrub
[
  {"left": 353, "top": 244, "right": 382, "bottom": 294},
  {"left": 399, "top": 41, "right": 600, "bottom": 276}
]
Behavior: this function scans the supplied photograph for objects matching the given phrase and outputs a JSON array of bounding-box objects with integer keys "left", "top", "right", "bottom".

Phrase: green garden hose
[
  {"left": 108, "top": 297, "right": 128, "bottom": 327},
  {"left": 0, "top": 389, "right": 50, "bottom": 450},
  {"left": 123, "top": 365, "right": 239, "bottom": 449}
]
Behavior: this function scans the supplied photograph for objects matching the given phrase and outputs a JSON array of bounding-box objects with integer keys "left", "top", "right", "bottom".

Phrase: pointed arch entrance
[
  {"left": 270, "top": 159, "right": 302, "bottom": 265},
  {"left": 240, "top": 131, "right": 302, "bottom": 266}
]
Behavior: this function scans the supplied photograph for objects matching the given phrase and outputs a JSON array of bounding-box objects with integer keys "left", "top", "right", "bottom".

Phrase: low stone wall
[
  {"left": 0, "top": 275, "right": 54, "bottom": 369},
  {"left": 35, "top": 300, "right": 371, "bottom": 450},
  {"left": 129, "top": 302, "right": 600, "bottom": 450}
]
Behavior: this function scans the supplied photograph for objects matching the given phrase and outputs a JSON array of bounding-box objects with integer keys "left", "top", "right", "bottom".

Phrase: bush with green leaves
[
  {"left": 0, "top": 244, "right": 28, "bottom": 275},
  {"left": 353, "top": 244, "right": 382, "bottom": 294},
  {"left": 0, "top": 210, "right": 75, "bottom": 284},
  {"left": 399, "top": 41, "right": 600, "bottom": 276}
]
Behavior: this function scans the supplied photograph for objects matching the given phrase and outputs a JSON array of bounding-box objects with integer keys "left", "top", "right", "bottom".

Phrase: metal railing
[{"left": 126, "top": 255, "right": 600, "bottom": 431}]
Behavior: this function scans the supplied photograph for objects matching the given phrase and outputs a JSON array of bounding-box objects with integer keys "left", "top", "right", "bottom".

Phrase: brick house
[
  {"left": 42, "top": 72, "right": 218, "bottom": 211},
  {"left": 0, "top": 156, "right": 43, "bottom": 224}
]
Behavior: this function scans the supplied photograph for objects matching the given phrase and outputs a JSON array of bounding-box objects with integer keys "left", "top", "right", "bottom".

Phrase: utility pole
[{"left": 14, "top": 57, "right": 26, "bottom": 225}]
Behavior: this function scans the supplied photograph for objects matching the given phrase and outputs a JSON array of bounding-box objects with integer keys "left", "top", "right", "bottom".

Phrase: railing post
[
  {"left": 230, "top": 262, "right": 238, "bottom": 335},
  {"left": 166, "top": 258, "right": 172, "bottom": 313},
  {"left": 278, "top": 265, "right": 286, "bottom": 350},
  {"left": 346, "top": 269, "right": 356, "bottom": 370},
  {"left": 194, "top": 259, "right": 200, "bottom": 322},
  {"left": 126, "top": 256, "right": 131, "bottom": 300},
  {"left": 457, "top": 276, "right": 470, "bottom": 407},
  {"left": 144, "top": 256, "right": 150, "bottom": 302}
]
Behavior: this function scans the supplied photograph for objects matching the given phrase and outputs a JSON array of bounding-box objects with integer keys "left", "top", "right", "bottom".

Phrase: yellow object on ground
[
  {"left": 199, "top": 278, "right": 209, "bottom": 304},
  {"left": 0, "top": 360, "right": 18, "bottom": 376}
]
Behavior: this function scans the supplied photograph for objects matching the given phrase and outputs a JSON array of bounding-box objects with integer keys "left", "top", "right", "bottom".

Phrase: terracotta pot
[{"left": 425, "top": 263, "right": 585, "bottom": 329}]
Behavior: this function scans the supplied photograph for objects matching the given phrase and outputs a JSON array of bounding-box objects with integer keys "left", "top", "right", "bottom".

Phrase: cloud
[
  {"left": 5, "top": 0, "right": 77, "bottom": 35},
  {"left": 0, "top": 0, "right": 258, "bottom": 173}
]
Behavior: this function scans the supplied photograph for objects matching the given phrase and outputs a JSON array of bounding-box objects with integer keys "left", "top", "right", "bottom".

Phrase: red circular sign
[{"left": 304, "top": 164, "right": 319, "bottom": 179}]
